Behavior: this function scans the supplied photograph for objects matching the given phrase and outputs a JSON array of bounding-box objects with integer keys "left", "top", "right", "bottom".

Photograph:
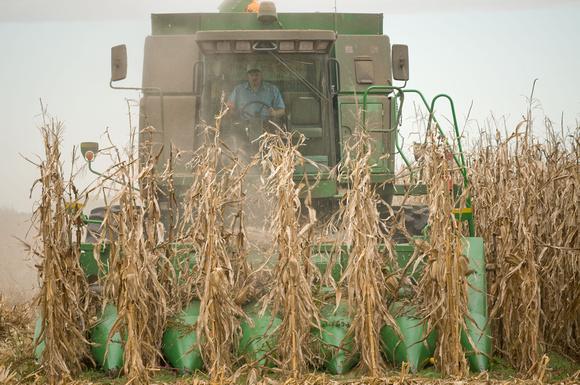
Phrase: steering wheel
[{"left": 240, "top": 100, "right": 272, "bottom": 120}]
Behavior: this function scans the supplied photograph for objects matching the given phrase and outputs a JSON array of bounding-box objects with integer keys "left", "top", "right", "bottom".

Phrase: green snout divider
[
  {"left": 79, "top": 243, "right": 110, "bottom": 279},
  {"left": 162, "top": 301, "right": 203, "bottom": 373},
  {"left": 33, "top": 317, "right": 45, "bottom": 360},
  {"left": 380, "top": 237, "right": 490, "bottom": 372},
  {"left": 35, "top": 304, "right": 125, "bottom": 373},
  {"left": 239, "top": 303, "right": 281, "bottom": 366},
  {"left": 70, "top": 236, "right": 489, "bottom": 375},
  {"left": 319, "top": 301, "right": 358, "bottom": 374},
  {"left": 462, "top": 237, "right": 490, "bottom": 371},
  {"left": 90, "top": 303, "right": 124, "bottom": 372},
  {"left": 311, "top": 246, "right": 348, "bottom": 282},
  {"left": 380, "top": 303, "right": 436, "bottom": 372}
]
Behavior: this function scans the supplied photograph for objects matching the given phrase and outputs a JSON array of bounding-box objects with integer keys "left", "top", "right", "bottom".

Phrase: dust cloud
[{"left": 0, "top": 208, "right": 37, "bottom": 304}]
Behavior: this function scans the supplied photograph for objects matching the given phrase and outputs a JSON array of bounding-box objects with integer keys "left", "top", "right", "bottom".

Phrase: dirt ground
[{"left": 0, "top": 208, "right": 37, "bottom": 303}]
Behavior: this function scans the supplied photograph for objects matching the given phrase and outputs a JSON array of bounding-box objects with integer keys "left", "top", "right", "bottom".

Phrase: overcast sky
[
  {"left": 2, "top": 0, "right": 580, "bottom": 20},
  {"left": 1, "top": 0, "right": 579, "bottom": 212}
]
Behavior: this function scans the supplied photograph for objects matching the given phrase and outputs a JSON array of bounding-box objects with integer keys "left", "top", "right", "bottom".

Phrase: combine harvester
[{"left": 35, "top": 0, "right": 490, "bottom": 376}]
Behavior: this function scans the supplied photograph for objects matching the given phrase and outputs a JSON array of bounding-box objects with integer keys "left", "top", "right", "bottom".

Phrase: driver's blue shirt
[{"left": 228, "top": 81, "right": 285, "bottom": 119}]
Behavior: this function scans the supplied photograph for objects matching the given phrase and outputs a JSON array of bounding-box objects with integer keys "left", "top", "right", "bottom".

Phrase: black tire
[
  {"left": 389, "top": 205, "right": 429, "bottom": 243},
  {"left": 401, "top": 205, "right": 430, "bottom": 236}
]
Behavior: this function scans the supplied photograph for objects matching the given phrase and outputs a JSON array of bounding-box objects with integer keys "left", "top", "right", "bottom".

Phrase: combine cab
[
  {"left": 111, "top": 0, "right": 405, "bottom": 202},
  {"left": 36, "top": 0, "right": 490, "bottom": 377}
]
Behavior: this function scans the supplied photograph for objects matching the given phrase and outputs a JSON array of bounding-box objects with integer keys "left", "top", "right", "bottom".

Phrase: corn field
[
  {"left": 0, "top": 103, "right": 578, "bottom": 385},
  {"left": 469, "top": 116, "right": 580, "bottom": 370}
]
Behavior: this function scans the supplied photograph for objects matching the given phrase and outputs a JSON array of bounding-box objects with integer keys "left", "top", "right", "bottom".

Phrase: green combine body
[
  {"left": 135, "top": 2, "right": 399, "bottom": 201},
  {"left": 35, "top": 0, "right": 490, "bottom": 378}
]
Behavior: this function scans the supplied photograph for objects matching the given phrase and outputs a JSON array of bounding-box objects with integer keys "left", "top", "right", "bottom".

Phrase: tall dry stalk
[
  {"left": 29, "top": 116, "right": 90, "bottom": 384},
  {"left": 0, "top": 295, "right": 28, "bottom": 342},
  {"left": 179, "top": 114, "right": 246, "bottom": 377},
  {"left": 258, "top": 129, "right": 320, "bottom": 378},
  {"left": 334, "top": 128, "right": 398, "bottom": 376},
  {"left": 101, "top": 126, "right": 170, "bottom": 385},
  {"left": 470, "top": 115, "right": 579, "bottom": 368},
  {"left": 159, "top": 144, "right": 180, "bottom": 312},
  {"left": 0, "top": 296, "right": 33, "bottom": 385},
  {"left": 471, "top": 125, "right": 542, "bottom": 372},
  {"left": 537, "top": 127, "right": 580, "bottom": 358},
  {"left": 415, "top": 129, "right": 469, "bottom": 377}
]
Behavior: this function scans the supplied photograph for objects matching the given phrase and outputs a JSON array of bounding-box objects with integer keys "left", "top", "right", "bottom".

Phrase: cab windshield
[{"left": 201, "top": 53, "right": 327, "bottom": 123}]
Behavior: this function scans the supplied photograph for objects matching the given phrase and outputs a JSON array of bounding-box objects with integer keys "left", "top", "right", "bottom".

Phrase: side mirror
[
  {"left": 80, "top": 142, "right": 99, "bottom": 162},
  {"left": 392, "top": 44, "right": 409, "bottom": 81},
  {"left": 111, "top": 45, "right": 127, "bottom": 82}
]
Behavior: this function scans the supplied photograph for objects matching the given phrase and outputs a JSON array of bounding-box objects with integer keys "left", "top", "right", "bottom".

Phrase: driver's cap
[{"left": 246, "top": 64, "right": 261, "bottom": 73}]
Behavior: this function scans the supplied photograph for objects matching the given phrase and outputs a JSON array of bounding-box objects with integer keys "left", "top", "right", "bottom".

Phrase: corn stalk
[
  {"left": 31, "top": 117, "right": 90, "bottom": 384},
  {"left": 470, "top": 115, "right": 579, "bottom": 369},
  {"left": 180, "top": 113, "right": 247, "bottom": 377},
  {"left": 102, "top": 126, "right": 170, "bottom": 385},
  {"left": 258, "top": 129, "right": 320, "bottom": 378},
  {"left": 334, "top": 127, "right": 398, "bottom": 376},
  {"left": 415, "top": 128, "right": 469, "bottom": 377}
]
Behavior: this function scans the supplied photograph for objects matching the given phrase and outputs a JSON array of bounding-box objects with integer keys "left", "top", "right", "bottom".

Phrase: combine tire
[{"left": 389, "top": 205, "right": 429, "bottom": 243}]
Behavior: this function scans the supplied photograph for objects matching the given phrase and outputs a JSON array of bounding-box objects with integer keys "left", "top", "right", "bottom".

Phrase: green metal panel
[
  {"left": 295, "top": 155, "right": 329, "bottom": 174},
  {"left": 79, "top": 242, "right": 196, "bottom": 280},
  {"left": 385, "top": 238, "right": 490, "bottom": 373},
  {"left": 73, "top": 237, "right": 488, "bottom": 374},
  {"left": 394, "top": 243, "right": 415, "bottom": 268},
  {"left": 380, "top": 303, "right": 436, "bottom": 373},
  {"left": 312, "top": 243, "right": 415, "bottom": 277},
  {"left": 162, "top": 301, "right": 204, "bottom": 373},
  {"left": 33, "top": 317, "right": 44, "bottom": 360},
  {"left": 334, "top": 35, "right": 393, "bottom": 93},
  {"left": 90, "top": 304, "right": 124, "bottom": 372},
  {"left": 151, "top": 13, "right": 382, "bottom": 35},
  {"left": 382, "top": 240, "right": 434, "bottom": 373},
  {"left": 35, "top": 302, "right": 125, "bottom": 371},
  {"left": 319, "top": 301, "right": 358, "bottom": 374},
  {"left": 311, "top": 245, "right": 348, "bottom": 281},
  {"left": 338, "top": 96, "right": 395, "bottom": 178},
  {"left": 79, "top": 243, "right": 110, "bottom": 279},
  {"left": 392, "top": 184, "right": 428, "bottom": 196},
  {"left": 461, "top": 237, "right": 491, "bottom": 371},
  {"left": 300, "top": 178, "right": 338, "bottom": 199},
  {"left": 239, "top": 303, "right": 282, "bottom": 366}
]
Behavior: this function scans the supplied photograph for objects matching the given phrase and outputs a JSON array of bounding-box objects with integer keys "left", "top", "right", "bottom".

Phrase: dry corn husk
[
  {"left": 28, "top": 116, "right": 90, "bottom": 384},
  {"left": 470, "top": 114, "right": 579, "bottom": 369},
  {"left": 258, "top": 128, "right": 321, "bottom": 378},
  {"left": 334, "top": 127, "right": 399, "bottom": 376},
  {"left": 101, "top": 126, "right": 170, "bottom": 385},
  {"left": 414, "top": 127, "right": 469, "bottom": 377},
  {"left": 179, "top": 108, "right": 248, "bottom": 377}
]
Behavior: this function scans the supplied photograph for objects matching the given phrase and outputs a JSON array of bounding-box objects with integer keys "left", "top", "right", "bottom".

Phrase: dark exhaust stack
[{"left": 258, "top": 1, "right": 278, "bottom": 23}]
